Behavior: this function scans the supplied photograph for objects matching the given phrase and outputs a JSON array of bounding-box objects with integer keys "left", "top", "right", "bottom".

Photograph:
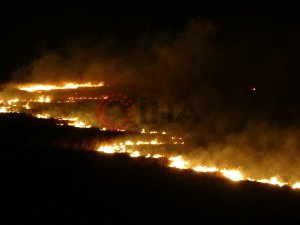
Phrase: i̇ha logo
[{"left": 96, "top": 92, "right": 135, "bottom": 130}]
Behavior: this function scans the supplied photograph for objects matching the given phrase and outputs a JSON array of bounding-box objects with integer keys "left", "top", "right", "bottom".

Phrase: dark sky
[
  {"left": 1, "top": 1, "right": 300, "bottom": 178},
  {"left": 0, "top": 1, "right": 299, "bottom": 82}
]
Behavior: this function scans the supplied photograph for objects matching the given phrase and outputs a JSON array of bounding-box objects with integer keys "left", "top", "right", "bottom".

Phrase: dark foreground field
[{"left": 1, "top": 114, "right": 300, "bottom": 224}]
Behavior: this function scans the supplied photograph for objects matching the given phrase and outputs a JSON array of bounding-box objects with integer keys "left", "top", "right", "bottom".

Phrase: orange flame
[{"left": 19, "top": 82, "right": 104, "bottom": 92}]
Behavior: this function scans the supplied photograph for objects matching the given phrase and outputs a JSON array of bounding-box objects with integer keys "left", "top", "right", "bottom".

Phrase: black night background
[{"left": 1, "top": 1, "right": 300, "bottom": 224}]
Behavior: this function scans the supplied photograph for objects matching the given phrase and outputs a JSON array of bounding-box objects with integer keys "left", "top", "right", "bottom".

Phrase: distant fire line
[
  {"left": 2, "top": 81, "right": 300, "bottom": 191},
  {"left": 18, "top": 82, "right": 104, "bottom": 92}
]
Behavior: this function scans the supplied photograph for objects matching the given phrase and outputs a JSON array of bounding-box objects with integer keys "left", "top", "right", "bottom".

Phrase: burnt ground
[{"left": 1, "top": 114, "right": 300, "bottom": 224}]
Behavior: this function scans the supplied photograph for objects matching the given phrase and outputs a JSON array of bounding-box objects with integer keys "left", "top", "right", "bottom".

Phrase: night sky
[
  {"left": 1, "top": 1, "right": 299, "bottom": 126},
  {"left": 1, "top": 2, "right": 300, "bottom": 223},
  {"left": 0, "top": 1, "right": 299, "bottom": 81}
]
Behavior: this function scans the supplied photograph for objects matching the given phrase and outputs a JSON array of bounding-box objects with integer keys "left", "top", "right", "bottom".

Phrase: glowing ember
[
  {"left": 221, "top": 169, "right": 244, "bottom": 182},
  {"left": 153, "top": 154, "right": 163, "bottom": 158},
  {"left": 257, "top": 177, "right": 286, "bottom": 187},
  {"left": 97, "top": 146, "right": 116, "bottom": 154},
  {"left": 23, "top": 103, "right": 31, "bottom": 109},
  {"left": 292, "top": 182, "right": 300, "bottom": 189},
  {"left": 59, "top": 117, "right": 78, "bottom": 121},
  {"left": 193, "top": 165, "right": 218, "bottom": 173},
  {"left": 150, "top": 131, "right": 158, "bottom": 134},
  {"left": 125, "top": 140, "right": 134, "bottom": 146},
  {"left": 130, "top": 151, "right": 140, "bottom": 157},
  {"left": 38, "top": 96, "right": 51, "bottom": 103},
  {"left": 68, "top": 121, "right": 92, "bottom": 128},
  {"left": 150, "top": 139, "right": 159, "bottom": 145},
  {"left": 7, "top": 99, "right": 19, "bottom": 105},
  {"left": 169, "top": 156, "right": 189, "bottom": 169},
  {"left": 136, "top": 141, "right": 148, "bottom": 145},
  {"left": 0, "top": 107, "right": 9, "bottom": 113},
  {"left": 36, "top": 114, "right": 50, "bottom": 119}
]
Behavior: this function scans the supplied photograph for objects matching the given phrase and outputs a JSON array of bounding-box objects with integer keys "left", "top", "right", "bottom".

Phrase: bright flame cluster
[
  {"left": 0, "top": 82, "right": 105, "bottom": 129},
  {"left": 38, "top": 96, "right": 51, "bottom": 103},
  {"left": 97, "top": 140, "right": 300, "bottom": 190}
]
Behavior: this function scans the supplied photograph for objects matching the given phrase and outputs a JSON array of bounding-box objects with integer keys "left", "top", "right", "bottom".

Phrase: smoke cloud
[{"left": 10, "top": 17, "right": 300, "bottom": 183}]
